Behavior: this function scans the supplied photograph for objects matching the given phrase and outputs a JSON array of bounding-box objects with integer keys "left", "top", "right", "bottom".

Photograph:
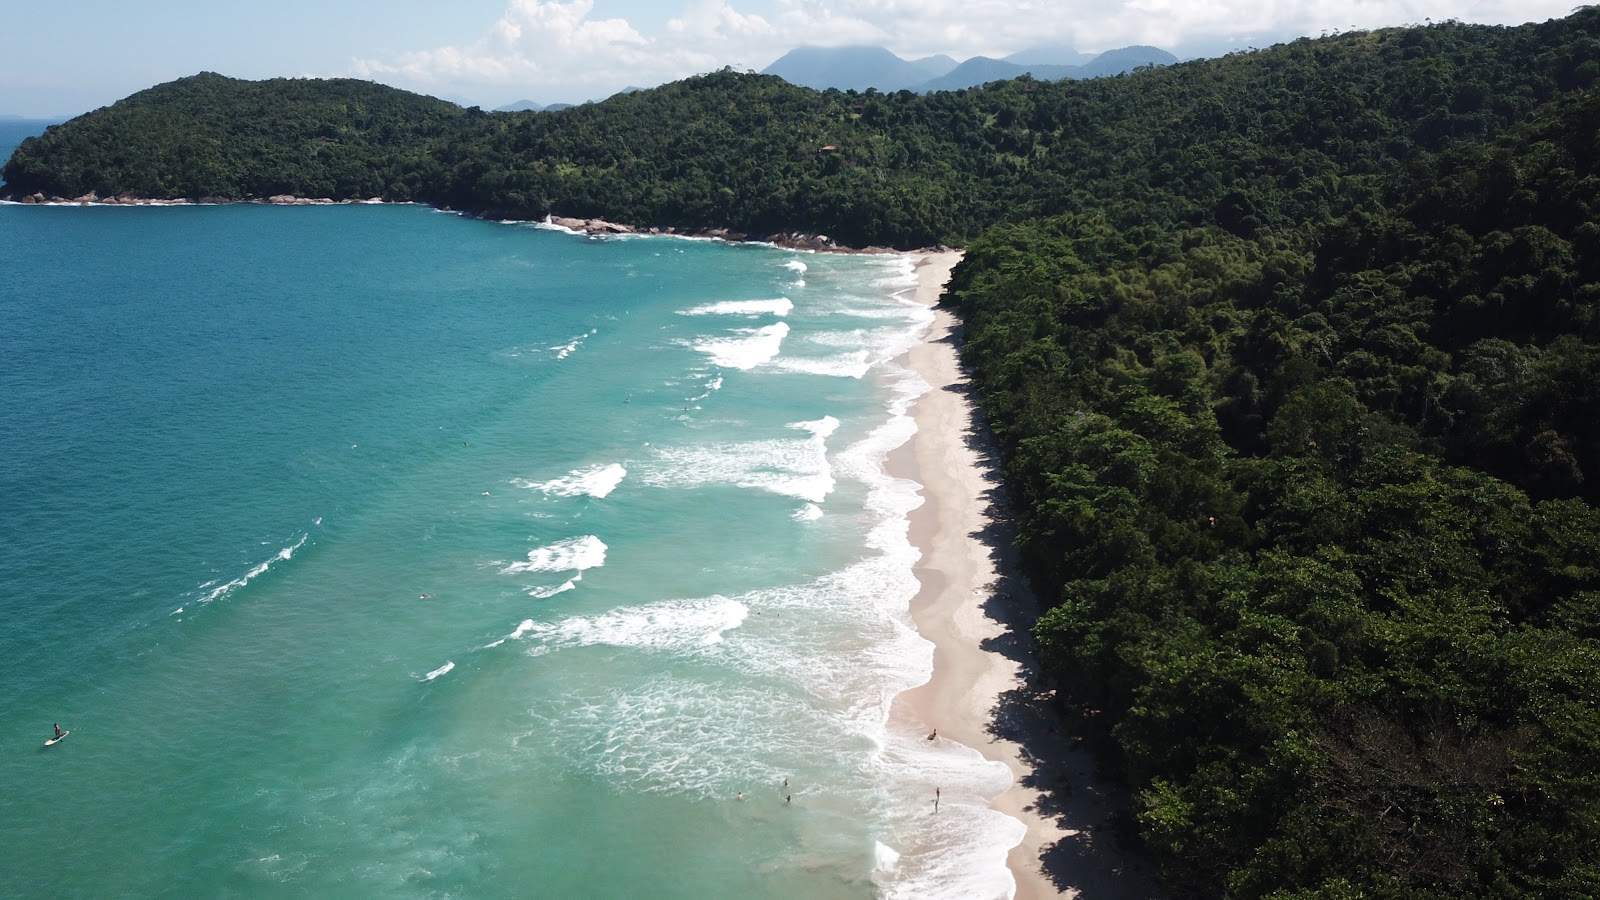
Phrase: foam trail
[
  {"left": 500, "top": 535, "right": 608, "bottom": 574},
  {"left": 505, "top": 598, "right": 749, "bottom": 657},
  {"left": 195, "top": 532, "right": 310, "bottom": 604},
  {"left": 514, "top": 463, "right": 627, "bottom": 499},
  {"left": 679, "top": 298, "right": 793, "bottom": 317},
  {"left": 551, "top": 328, "right": 597, "bottom": 360},
  {"left": 529, "top": 578, "right": 579, "bottom": 599},
  {"left": 484, "top": 619, "right": 538, "bottom": 649},
  {"left": 422, "top": 661, "right": 455, "bottom": 681},
  {"left": 642, "top": 416, "right": 839, "bottom": 502},
  {"left": 692, "top": 322, "right": 789, "bottom": 370}
]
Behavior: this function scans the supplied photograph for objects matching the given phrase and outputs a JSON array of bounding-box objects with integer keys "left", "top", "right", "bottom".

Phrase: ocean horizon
[{"left": 0, "top": 124, "right": 1022, "bottom": 897}]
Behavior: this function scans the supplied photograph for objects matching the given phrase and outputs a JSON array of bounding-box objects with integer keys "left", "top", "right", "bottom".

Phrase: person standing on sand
[{"left": 934, "top": 787, "right": 941, "bottom": 812}]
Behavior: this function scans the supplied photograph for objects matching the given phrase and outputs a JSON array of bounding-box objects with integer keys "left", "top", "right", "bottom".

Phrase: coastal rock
[
  {"left": 262, "top": 194, "right": 335, "bottom": 206},
  {"left": 72, "top": 192, "right": 99, "bottom": 204}
]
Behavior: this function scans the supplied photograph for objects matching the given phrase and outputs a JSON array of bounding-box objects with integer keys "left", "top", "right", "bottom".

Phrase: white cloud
[{"left": 349, "top": 0, "right": 1584, "bottom": 104}]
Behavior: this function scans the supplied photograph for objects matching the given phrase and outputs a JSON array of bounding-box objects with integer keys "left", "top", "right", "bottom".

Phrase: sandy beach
[{"left": 892, "top": 251, "right": 1164, "bottom": 899}]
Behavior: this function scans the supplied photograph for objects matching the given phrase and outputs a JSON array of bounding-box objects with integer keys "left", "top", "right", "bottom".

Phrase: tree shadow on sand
[{"left": 930, "top": 321, "right": 1168, "bottom": 899}]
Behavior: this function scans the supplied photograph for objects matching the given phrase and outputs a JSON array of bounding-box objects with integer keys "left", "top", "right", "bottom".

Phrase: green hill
[{"left": 6, "top": 10, "right": 1600, "bottom": 896}]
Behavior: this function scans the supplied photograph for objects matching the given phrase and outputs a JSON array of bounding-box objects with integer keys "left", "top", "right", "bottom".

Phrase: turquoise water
[{"left": 0, "top": 175, "right": 1021, "bottom": 896}]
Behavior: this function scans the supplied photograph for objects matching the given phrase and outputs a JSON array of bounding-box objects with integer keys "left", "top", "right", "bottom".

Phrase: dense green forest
[{"left": 7, "top": 9, "right": 1600, "bottom": 897}]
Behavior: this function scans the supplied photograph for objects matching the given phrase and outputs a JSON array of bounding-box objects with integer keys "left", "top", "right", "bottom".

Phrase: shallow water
[{"left": 0, "top": 173, "right": 1019, "bottom": 897}]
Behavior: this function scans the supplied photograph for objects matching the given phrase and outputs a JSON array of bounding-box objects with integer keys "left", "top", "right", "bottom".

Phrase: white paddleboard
[{"left": 44, "top": 730, "right": 70, "bottom": 747}]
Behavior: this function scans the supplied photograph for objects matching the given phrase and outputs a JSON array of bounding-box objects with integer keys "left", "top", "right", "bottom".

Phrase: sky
[{"left": 0, "top": 0, "right": 1585, "bottom": 117}]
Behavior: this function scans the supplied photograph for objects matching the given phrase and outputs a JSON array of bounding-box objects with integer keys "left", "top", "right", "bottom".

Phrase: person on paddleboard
[{"left": 53, "top": 723, "right": 63, "bottom": 739}]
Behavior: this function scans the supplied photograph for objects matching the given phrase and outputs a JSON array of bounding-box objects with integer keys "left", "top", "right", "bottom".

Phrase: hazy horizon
[{"left": 0, "top": 0, "right": 1582, "bottom": 118}]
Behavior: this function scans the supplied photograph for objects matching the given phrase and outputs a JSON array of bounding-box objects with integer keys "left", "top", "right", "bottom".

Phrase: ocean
[{"left": 0, "top": 123, "right": 1020, "bottom": 898}]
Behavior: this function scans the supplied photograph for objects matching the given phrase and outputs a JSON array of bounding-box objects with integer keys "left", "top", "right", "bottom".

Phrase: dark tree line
[{"left": 950, "top": 70, "right": 1600, "bottom": 900}]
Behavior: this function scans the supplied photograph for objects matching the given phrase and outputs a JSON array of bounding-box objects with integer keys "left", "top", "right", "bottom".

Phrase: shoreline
[
  {"left": 892, "top": 252, "right": 1163, "bottom": 899},
  {"left": 0, "top": 193, "right": 945, "bottom": 255}
]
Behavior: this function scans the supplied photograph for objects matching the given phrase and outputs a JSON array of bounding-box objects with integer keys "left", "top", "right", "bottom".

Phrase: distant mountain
[
  {"left": 761, "top": 45, "right": 958, "bottom": 92},
  {"left": 495, "top": 99, "right": 544, "bottom": 112},
  {"left": 917, "top": 45, "right": 1177, "bottom": 91},
  {"left": 1077, "top": 45, "right": 1179, "bottom": 77},
  {"left": 1003, "top": 45, "right": 1095, "bottom": 66},
  {"left": 763, "top": 44, "right": 1174, "bottom": 93},
  {"left": 906, "top": 54, "right": 960, "bottom": 81},
  {"left": 918, "top": 57, "right": 1066, "bottom": 92},
  {"left": 543, "top": 102, "right": 575, "bottom": 112}
]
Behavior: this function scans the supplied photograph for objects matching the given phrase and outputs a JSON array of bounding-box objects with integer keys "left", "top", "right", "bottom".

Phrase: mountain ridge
[{"left": 763, "top": 43, "right": 1176, "bottom": 92}]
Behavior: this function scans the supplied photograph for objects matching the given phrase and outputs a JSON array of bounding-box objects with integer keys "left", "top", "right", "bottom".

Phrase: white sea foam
[
  {"left": 484, "top": 619, "right": 539, "bottom": 649},
  {"left": 872, "top": 255, "right": 919, "bottom": 292},
  {"left": 528, "top": 577, "right": 579, "bottom": 599},
  {"left": 501, "top": 596, "right": 749, "bottom": 658},
  {"left": 194, "top": 532, "right": 310, "bottom": 604},
  {"left": 518, "top": 673, "right": 852, "bottom": 803},
  {"left": 792, "top": 503, "right": 824, "bottom": 522},
  {"left": 678, "top": 297, "right": 793, "bottom": 317},
  {"left": 422, "top": 661, "right": 455, "bottom": 681},
  {"left": 551, "top": 328, "right": 597, "bottom": 360},
  {"left": 772, "top": 350, "right": 873, "bottom": 379},
  {"left": 533, "top": 216, "right": 582, "bottom": 236},
  {"left": 499, "top": 535, "right": 608, "bottom": 574},
  {"left": 640, "top": 416, "right": 839, "bottom": 502},
  {"left": 765, "top": 295, "right": 933, "bottom": 380},
  {"left": 784, "top": 260, "right": 808, "bottom": 274},
  {"left": 513, "top": 463, "right": 627, "bottom": 499},
  {"left": 685, "top": 373, "right": 724, "bottom": 402},
  {"left": 690, "top": 322, "right": 789, "bottom": 369}
]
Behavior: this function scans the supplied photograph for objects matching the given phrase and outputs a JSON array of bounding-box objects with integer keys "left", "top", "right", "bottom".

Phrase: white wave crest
[
  {"left": 679, "top": 297, "right": 793, "bottom": 317},
  {"left": 784, "top": 260, "right": 808, "bottom": 274},
  {"left": 792, "top": 503, "right": 824, "bottom": 521},
  {"left": 195, "top": 532, "right": 310, "bottom": 604},
  {"left": 501, "top": 597, "right": 749, "bottom": 658},
  {"left": 551, "top": 328, "right": 597, "bottom": 360},
  {"left": 529, "top": 577, "right": 579, "bottom": 599},
  {"left": 513, "top": 463, "right": 627, "bottom": 499},
  {"left": 641, "top": 416, "right": 839, "bottom": 502},
  {"left": 692, "top": 322, "right": 789, "bottom": 370},
  {"left": 484, "top": 619, "right": 539, "bottom": 649},
  {"left": 500, "top": 535, "right": 608, "bottom": 575},
  {"left": 422, "top": 661, "right": 455, "bottom": 681}
]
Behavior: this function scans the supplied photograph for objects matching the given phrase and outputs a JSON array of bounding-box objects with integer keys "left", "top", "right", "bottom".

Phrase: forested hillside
[
  {"left": 7, "top": 9, "right": 1600, "bottom": 897},
  {"left": 951, "top": 83, "right": 1600, "bottom": 896},
  {"left": 6, "top": 12, "right": 1599, "bottom": 248}
]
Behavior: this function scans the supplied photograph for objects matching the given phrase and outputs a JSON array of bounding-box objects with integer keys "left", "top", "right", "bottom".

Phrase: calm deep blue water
[{"left": 1, "top": 119, "right": 1021, "bottom": 899}]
